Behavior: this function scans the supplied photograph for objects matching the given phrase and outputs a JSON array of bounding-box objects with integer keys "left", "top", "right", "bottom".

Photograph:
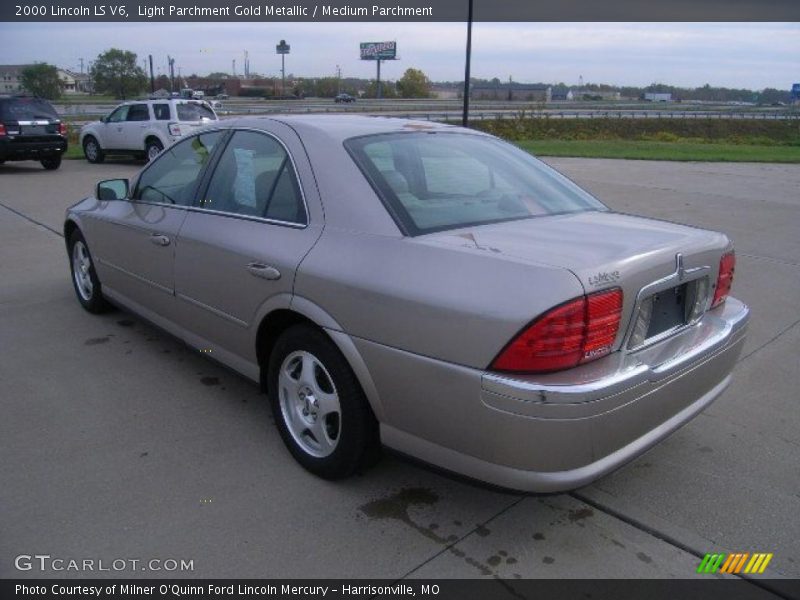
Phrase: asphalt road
[{"left": 1, "top": 157, "right": 798, "bottom": 590}]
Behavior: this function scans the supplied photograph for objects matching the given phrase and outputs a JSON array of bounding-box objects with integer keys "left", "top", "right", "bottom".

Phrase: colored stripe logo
[{"left": 697, "top": 552, "right": 773, "bottom": 574}]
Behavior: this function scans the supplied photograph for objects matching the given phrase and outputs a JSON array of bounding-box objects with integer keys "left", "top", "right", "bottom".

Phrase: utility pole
[
  {"left": 232, "top": 59, "right": 236, "bottom": 78},
  {"left": 168, "top": 56, "right": 175, "bottom": 92},
  {"left": 462, "top": 0, "right": 473, "bottom": 127},
  {"left": 336, "top": 64, "right": 341, "bottom": 94},
  {"left": 148, "top": 54, "right": 155, "bottom": 93},
  {"left": 79, "top": 58, "right": 84, "bottom": 74}
]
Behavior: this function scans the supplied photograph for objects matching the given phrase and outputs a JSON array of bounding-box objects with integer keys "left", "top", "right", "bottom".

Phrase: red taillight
[
  {"left": 711, "top": 251, "right": 735, "bottom": 308},
  {"left": 0, "top": 123, "right": 6, "bottom": 137},
  {"left": 58, "top": 122, "right": 68, "bottom": 135},
  {"left": 490, "top": 288, "right": 623, "bottom": 374}
]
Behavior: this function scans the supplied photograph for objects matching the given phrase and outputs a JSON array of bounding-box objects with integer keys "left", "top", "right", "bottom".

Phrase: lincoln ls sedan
[{"left": 64, "top": 115, "right": 749, "bottom": 492}]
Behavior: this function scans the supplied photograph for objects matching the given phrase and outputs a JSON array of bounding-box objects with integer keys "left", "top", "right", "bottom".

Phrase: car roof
[{"left": 220, "top": 114, "right": 480, "bottom": 145}]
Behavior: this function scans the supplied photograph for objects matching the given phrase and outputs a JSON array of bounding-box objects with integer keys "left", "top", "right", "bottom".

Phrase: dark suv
[{"left": 0, "top": 96, "right": 68, "bottom": 170}]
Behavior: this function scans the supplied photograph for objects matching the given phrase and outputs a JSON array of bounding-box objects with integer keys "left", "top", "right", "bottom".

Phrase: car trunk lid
[{"left": 416, "top": 210, "right": 731, "bottom": 351}]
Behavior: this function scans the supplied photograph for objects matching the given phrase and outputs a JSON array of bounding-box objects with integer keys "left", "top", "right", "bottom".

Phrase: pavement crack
[
  {"left": 739, "top": 253, "right": 800, "bottom": 268},
  {"left": 0, "top": 200, "right": 63, "bottom": 237},
  {"left": 394, "top": 495, "right": 525, "bottom": 583},
  {"left": 737, "top": 316, "right": 800, "bottom": 364},
  {"left": 570, "top": 490, "right": 793, "bottom": 599}
]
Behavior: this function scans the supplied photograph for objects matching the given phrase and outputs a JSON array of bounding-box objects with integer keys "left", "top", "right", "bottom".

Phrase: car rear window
[
  {"left": 0, "top": 98, "right": 58, "bottom": 121},
  {"left": 176, "top": 102, "right": 216, "bottom": 122},
  {"left": 345, "top": 132, "right": 607, "bottom": 235}
]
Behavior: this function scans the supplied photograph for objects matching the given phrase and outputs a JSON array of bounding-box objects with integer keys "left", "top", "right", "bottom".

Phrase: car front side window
[
  {"left": 133, "top": 131, "right": 223, "bottom": 206},
  {"left": 201, "top": 130, "right": 306, "bottom": 224},
  {"left": 106, "top": 106, "right": 129, "bottom": 123}
]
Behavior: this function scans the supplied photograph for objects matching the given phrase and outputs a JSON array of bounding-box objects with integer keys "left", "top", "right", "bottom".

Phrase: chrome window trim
[
  {"left": 129, "top": 126, "right": 310, "bottom": 229},
  {"left": 621, "top": 257, "right": 712, "bottom": 354}
]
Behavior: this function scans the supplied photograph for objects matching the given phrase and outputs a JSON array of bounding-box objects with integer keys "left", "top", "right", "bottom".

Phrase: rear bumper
[
  {"left": 0, "top": 137, "right": 67, "bottom": 160},
  {"left": 362, "top": 297, "right": 749, "bottom": 493}
]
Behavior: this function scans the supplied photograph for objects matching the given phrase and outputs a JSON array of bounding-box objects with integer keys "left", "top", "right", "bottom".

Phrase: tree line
[{"left": 17, "top": 49, "right": 793, "bottom": 104}]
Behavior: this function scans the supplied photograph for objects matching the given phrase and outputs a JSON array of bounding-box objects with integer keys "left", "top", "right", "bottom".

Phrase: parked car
[
  {"left": 334, "top": 93, "right": 356, "bottom": 103},
  {"left": 64, "top": 116, "right": 749, "bottom": 492},
  {"left": 80, "top": 99, "right": 218, "bottom": 163},
  {"left": 0, "top": 95, "right": 67, "bottom": 170}
]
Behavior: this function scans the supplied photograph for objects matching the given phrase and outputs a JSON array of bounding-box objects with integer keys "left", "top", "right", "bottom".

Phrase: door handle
[
  {"left": 246, "top": 262, "right": 281, "bottom": 280},
  {"left": 150, "top": 234, "right": 171, "bottom": 246}
]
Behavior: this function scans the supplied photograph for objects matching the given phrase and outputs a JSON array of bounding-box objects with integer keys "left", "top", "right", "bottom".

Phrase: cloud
[{"left": 0, "top": 22, "right": 796, "bottom": 88}]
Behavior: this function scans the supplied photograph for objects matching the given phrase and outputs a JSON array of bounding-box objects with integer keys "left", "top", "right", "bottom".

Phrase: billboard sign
[
  {"left": 360, "top": 41, "right": 396, "bottom": 60},
  {"left": 791, "top": 83, "right": 800, "bottom": 100}
]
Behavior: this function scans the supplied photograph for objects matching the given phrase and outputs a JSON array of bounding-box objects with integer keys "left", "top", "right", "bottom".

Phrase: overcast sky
[{"left": 1, "top": 22, "right": 797, "bottom": 89}]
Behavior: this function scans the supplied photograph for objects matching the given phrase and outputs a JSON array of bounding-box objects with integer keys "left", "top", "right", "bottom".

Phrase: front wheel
[
  {"left": 41, "top": 156, "right": 61, "bottom": 170},
  {"left": 267, "top": 325, "right": 379, "bottom": 479},
  {"left": 145, "top": 139, "right": 164, "bottom": 162},
  {"left": 68, "top": 230, "right": 111, "bottom": 314}
]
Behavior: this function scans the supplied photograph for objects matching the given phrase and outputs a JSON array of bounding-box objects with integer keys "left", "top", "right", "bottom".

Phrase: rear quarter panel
[{"left": 294, "top": 229, "right": 584, "bottom": 369}]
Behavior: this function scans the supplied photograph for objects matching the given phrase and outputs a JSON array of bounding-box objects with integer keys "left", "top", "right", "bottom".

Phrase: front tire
[
  {"left": 83, "top": 136, "right": 105, "bottom": 164},
  {"left": 145, "top": 139, "right": 164, "bottom": 162},
  {"left": 268, "top": 325, "right": 379, "bottom": 479},
  {"left": 41, "top": 156, "right": 61, "bottom": 170},
  {"left": 68, "top": 230, "right": 110, "bottom": 314}
]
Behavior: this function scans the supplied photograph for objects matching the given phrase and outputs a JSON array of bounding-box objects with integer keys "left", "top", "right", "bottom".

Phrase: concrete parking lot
[{"left": 1, "top": 157, "right": 798, "bottom": 589}]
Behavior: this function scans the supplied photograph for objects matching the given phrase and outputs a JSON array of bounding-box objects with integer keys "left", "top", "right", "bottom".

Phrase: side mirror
[{"left": 96, "top": 178, "right": 129, "bottom": 201}]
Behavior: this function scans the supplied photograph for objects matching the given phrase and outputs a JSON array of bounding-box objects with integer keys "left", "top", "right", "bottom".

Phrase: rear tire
[
  {"left": 68, "top": 230, "right": 111, "bottom": 314},
  {"left": 267, "top": 324, "right": 380, "bottom": 479},
  {"left": 41, "top": 156, "right": 61, "bottom": 170},
  {"left": 83, "top": 136, "right": 105, "bottom": 164},
  {"left": 145, "top": 139, "right": 164, "bottom": 162}
]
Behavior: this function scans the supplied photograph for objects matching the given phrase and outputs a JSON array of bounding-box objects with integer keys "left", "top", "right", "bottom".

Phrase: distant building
[
  {"left": 791, "top": 83, "right": 800, "bottom": 105},
  {"left": 644, "top": 92, "right": 672, "bottom": 102},
  {"left": 429, "top": 84, "right": 459, "bottom": 100},
  {"left": 550, "top": 86, "right": 574, "bottom": 101},
  {"left": 57, "top": 69, "right": 92, "bottom": 94},
  {"left": 573, "top": 89, "right": 621, "bottom": 101},
  {"left": 0, "top": 65, "right": 31, "bottom": 94},
  {"left": 471, "top": 84, "right": 551, "bottom": 103}
]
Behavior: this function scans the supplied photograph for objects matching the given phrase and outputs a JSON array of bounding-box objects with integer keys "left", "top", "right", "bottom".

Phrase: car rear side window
[
  {"left": 0, "top": 98, "right": 58, "bottom": 120},
  {"left": 201, "top": 130, "right": 306, "bottom": 224},
  {"left": 133, "top": 131, "right": 223, "bottom": 206},
  {"left": 177, "top": 102, "right": 217, "bottom": 122},
  {"left": 346, "top": 132, "right": 607, "bottom": 235},
  {"left": 127, "top": 104, "right": 150, "bottom": 121},
  {"left": 152, "top": 104, "right": 170, "bottom": 120}
]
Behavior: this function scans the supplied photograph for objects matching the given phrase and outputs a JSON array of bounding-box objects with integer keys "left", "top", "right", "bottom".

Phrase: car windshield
[
  {"left": 345, "top": 132, "right": 607, "bottom": 235},
  {"left": 176, "top": 102, "right": 217, "bottom": 122},
  {"left": 0, "top": 98, "right": 58, "bottom": 120}
]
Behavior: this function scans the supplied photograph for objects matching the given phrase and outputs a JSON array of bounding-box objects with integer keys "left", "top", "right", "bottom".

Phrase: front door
[{"left": 90, "top": 130, "right": 225, "bottom": 321}]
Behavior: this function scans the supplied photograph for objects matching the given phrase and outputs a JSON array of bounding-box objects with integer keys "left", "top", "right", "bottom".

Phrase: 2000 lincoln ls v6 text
[{"left": 64, "top": 115, "right": 749, "bottom": 492}]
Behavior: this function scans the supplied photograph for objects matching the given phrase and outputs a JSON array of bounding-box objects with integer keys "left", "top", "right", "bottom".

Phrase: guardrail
[{"left": 61, "top": 109, "right": 800, "bottom": 128}]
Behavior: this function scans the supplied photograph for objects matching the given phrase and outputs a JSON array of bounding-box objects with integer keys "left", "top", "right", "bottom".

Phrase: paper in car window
[{"left": 233, "top": 148, "right": 257, "bottom": 208}]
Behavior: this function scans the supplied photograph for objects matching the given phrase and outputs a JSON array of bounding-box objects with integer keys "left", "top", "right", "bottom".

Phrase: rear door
[
  {"left": 89, "top": 130, "right": 225, "bottom": 321},
  {"left": 173, "top": 124, "right": 322, "bottom": 365}
]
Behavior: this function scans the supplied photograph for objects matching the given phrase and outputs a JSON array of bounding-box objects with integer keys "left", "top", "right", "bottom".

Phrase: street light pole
[{"left": 462, "top": 0, "right": 473, "bottom": 127}]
